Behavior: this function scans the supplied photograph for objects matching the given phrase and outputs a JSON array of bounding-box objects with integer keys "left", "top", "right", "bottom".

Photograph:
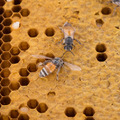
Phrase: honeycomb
[{"left": 0, "top": 0, "right": 120, "bottom": 120}]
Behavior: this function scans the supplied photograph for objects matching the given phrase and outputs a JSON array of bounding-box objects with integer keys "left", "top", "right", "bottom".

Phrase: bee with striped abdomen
[{"left": 32, "top": 55, "right": 81, "bottom": 80}]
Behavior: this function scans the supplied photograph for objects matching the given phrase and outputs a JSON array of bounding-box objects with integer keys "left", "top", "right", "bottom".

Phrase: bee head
[{"left": 64, "top": 45, "right": 73, "bottom": 51}]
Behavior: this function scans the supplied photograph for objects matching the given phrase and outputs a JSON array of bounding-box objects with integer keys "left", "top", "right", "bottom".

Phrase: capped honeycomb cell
[
  {"left": 0, "top": 115, "right": 10, "bottom": 120},
  {"left": 13, "top": 0, "right": 22, "bottom": 5},
  {"left": 2, "top": 18, "right": 12, "bottom": 26},
  {"left": 45, "top": 27, "right": 55, "bottom": 37},
  {"left": 12, "top": 5, "right": 21, "bottom": 12},
  {"left": 83, "top": 107, "right": 95, "bottom": 116},
  {"left": 9, "top": 81, "right": 20, "bottom": 90},
  {"left": 0, "top": 0, "right": 5, "bottom": 6},
  {"left": 20, "top": 8, "right": 30, "bottom": 17},
  {"left": 18, "top": 114, "right": 29, "bottom": 120},
  {"left": 27, "top": 63, "right": 37, "bottom": 72},
  {"left": 19, "top": 77, "right": 30, "bottom": 86},
  {"left": 10, "top": 55, "right": 20, "bottom": 64},
  {"left": 96, "top": 43, "right": 106, "bottom": 52},
  {"left": 19, "top": 68, "right": 29, "bottom": 76},
  {"left": 65, "top": 107, "right": 76, "bottom": 117},
  {"left": 19, "top": 41, "right": 29, "bottom": 51},
  {"left": 36, "top": 103, "right": 48, "bottom": 113},
  {"left": 1, "top": 96, "right": 11, "bottom": 105},
  {"left": 10, "top": 46, "right": 20, "bottom": 55},
  {"left": 19, "top": 104, "right": 29, "bottom": 113},
  {"left": 101, "top": 7, "right": 111, "bottom": 15},
  {"left": 27, "top": 99, "right": 38, "bottom": 109},
  {"left": 96, "top": 53, "right": 107, "bottom": 62},
  {"left": 9, "top": 109, "right": 19, "bottom": 118},
  {"left": 1, "top": 87, "right": 11, "bottom": 96},
  {"left": 0, "top": 23, "right": 3, "bottom": 30},
  {"left": 96, "top": 19, "right": 104, "bottom": 27},
  {"left": 1, "top": 68, "right": 11, "bottom": 78},
  {"left": 1, "top": 60, "right": 11, "bottom": 68},
  {"left": 3, "top": 27, "right": 11, "bottom": 34},
  {"left": 1, "top": 78, "right": 10, "bottom": 86},
  {"left": 0, "top": 7, "right": 4, "bottom": 15},
  {"left": 1, "top": 43, "right": 11, "bottom": 51},
  {"left": 3, "top": 10, "right": 12, "bottom": 18},
  {"left": 2, "top": 35, "right": 12, "bottom": 42},
  {"left": 85, "top": 117, "right": 95, "bottom": 120},
  {"left": 0, "top": 16, "right": 4, "bottom": 22},
  {"left": 0, "top": 31, "right": 3, "bottom": 38},
  {"left": 1, "top": 52, "right": 11, "bottom": 60},
  {"left": 28, "top": 28, "right": 38, "bottom": 37}
]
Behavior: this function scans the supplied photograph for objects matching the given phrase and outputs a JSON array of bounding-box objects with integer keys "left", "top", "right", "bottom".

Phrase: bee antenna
[
  {"left": 61, "top": 51, "right": 68, "bottom": 58},
  {"left": 69, "top": 51, "right": 75, "bottom": 56}
]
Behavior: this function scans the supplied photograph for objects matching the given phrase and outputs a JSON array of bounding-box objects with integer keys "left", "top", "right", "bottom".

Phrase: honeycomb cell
[
  {"left": 0, "top": 115, "right": 10, "bottom": 120},
  {"left": 28, "top": 28, "right": 38, "bottom": 37},
  {"left": 20, "top": 8, "right": 30, "bottom": 17},
  {"left": 27, "top": 63, "right": 37, "bottom": 72},
  {"left": 0, "top": 16, "right": 3, "bottom": 22},
  {"left": 19, "top": 42, "right": 30, "bottom": 51},
  {"left": 27, "top": 99, "right": 38, "bottom": 109},
  {"left": 10, "top": 46, "right": 20, "bottom": 55},
  {"left": 0, "top": 23, "right": 3, "bottom": 30},
  {"left": 47, "top": 91, "right": 56, "bottom": 96},
  {"left": 19, "top": 77, "right": 30, "bottom": 86},
  {"left": 85, "top": 117, "right": 95, "bottom": 120},
  {"left": 1, "top": 43, "right": 11, "bottom": 51},
  {"left": 96, "top": 19, "right": 104, "bottom": 27},
  {"left": 0, "top": 31, "right": 3, "bottom": 38},
  {"left": 36, "top": 103, "right": 48, "bottom": 113},
  {"left": 10, "top": 56, "right": 20, "bottom": 64},
  {"left": 2, "top": 18, "right": 12, "bottom": 26},
  {"left": 65, "top": 107, "right": 76, "bottom": 117},
  {"left": 2, "top": 35, "right": 12, "bottom": 42},
  {"left": 0, "top": 48, "right": 2, "bottom": 54},
  {"left": 3, "top": 27, "right": 11, "bottom": 34},
  {"left": 1, "top": 68, "right": 11, "bottom": 78},
  {"left": 1, "top": 52, "right": 11, "bottom": 60},
  {"left": 1, "top": 78, "right": 10, "bottom": 86},
  {"left": 45, "top": 27, "right": 55, "bottom": 37},
  {"left": 9, "top": 81, "right": 20, "bottom": 90},
  {"left": 18, "top": 114, "right": 29, "bottom": 120},
  {"left": 19, "top": 68, "right": 29, "bottom": 76},
  {"left": 1, "top": 96, "right": 11, "bottom": 105},
  {"left": 12, "top": 5, "right": 21, "bottom": 12},
  {"left": 1, "top": 87, "right": 11, "bottom": 96},
  {"left": 96, "top": 43, "right": 106, "bottom": 52},
  {"left": 3, "top": 10, "right": 12, "bottom": 18},
  {"left": 1, "top": 60, "right": 11, "bottom": 68},
  {"left": 12, "top": 13, "right": 21, "bottom": 20},
  {"left": 83, "top": 107, "right": 95, "bottom": 116},
  {"left": 0, "top": 7, "right": 4, "bottom": 15},
  {"left": 0, "top": 0, "right": 5, "bottom": 6},
  {"left": 0, "top": 40, "right": 3, "bottom": 46},
  {"left": 101, "top": 7, "right": 111, "bottom": 15},
  {"left": 19, "top": 104, "right": 29, "bottom": 113},
  {"left": 13, "top": 0, "right": 22, "bottom": 5},
  {"left": 9, "top": 110, "right": 19, "bottom": 118},
  {"left": 0, "top": 58, "right": 2, "bottom": 63},
  {"left": 96, "top": 53, "right": 107, "bottom": 62},
  {"left": 46, "top": 53, "right": 55, "bottom": 58}
]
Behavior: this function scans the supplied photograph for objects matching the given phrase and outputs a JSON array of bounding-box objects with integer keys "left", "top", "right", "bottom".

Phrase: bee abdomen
[{"left": 40, "top": 68, "right": 49, "bottom": 77}]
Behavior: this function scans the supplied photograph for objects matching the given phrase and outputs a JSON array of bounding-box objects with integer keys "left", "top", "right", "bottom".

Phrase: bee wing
[
  {"left": 32, "top": 55, "right": 52, "bottom": 60},
  {"left": 64, "top": 62, "right": 81, "bottom": 71}
]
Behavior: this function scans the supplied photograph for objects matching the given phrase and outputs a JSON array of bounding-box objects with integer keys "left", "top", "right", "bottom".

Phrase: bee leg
[
  {"left": 56, "top": 66, "right": 62, "bottom": 80},
  {"left": 57, "top": 38, "right": 64, "bottom": 44},
  {"left": 112, "top": 5, "right": 119, "bottom": 16},
  {"left": 74, "top": 39, "right": 81, "bottom": 44}
]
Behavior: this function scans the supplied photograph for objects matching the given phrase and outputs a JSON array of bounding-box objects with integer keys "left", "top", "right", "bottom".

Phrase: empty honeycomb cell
[
  {"left": 10, "top": 56, "right": 20, "bottom": 64},
  {"left": 1, "top": 78, "right": 10, "bottom": 86},
  {"left": 9, "top": 110, "right": 19, "bottom": 118},
  {"left": 27, "top": 99, "right": 38, "bottom": 109},
  {"left": 2, "top": 35, "right": 12, "bottom": 42},
  {"left": 0, "top": 48, "right": 2, "bottom": 54},
  {"left": 0, "top": 16, "right": 3, "bottom": 22},
  {"left": 3, "top": 10, "right": 12, "bottom": 18},
  {"left": 19, "top": 68, "right": 29, "bottom": 76},
  {"left": 19, "top": 77, "right": 30, "bottom": 86},
  {"left": 46, "top": 53, "right": 55, "bottom": 58},
  {"left": 19, "top": 42, "right": 30, "bottom": 51},
  {"left": 10, "top": 46, "right": 20, "bottom": 55},
  {"left": 0, "top": 0, "right": 5, "bottom": 6},
  {"left": 0, "top": 58, "right": 2, "bottom": 63},
  {"left": 0, "top": 23, "right": 3, "bottom": 30},
  {"left": 18, "top": 114, "right": 29, "bottom": 120},
  {"left": 0, "top": 115, "right": 10, "bottom": 120},
  {"left": 1, "top": 43, "right": 11, "bottom": 51},
  {"left": 1, "top": 96, "right": 11, "bottom": 105},
  {"left": 0, "top": 7, "right": 4, "bottom": 15},
  {"left": 27, "top": 63, "right": 37, "bottom": 72},
  {"left": 47, "top": 91, "right": 56, "bottom": 96},
  {"left": 65, "top": 107, "right": 76, "bottom": 117},
  {"left": 45, "top": 27, "right": 55, "bottom": 36},
  {"left": 9, "top": 81, "right": 20, "bottom": 90},
  {"left": 85, "top": 117, "right": 95, "bottom": 120},
  {"left": 0, "top": 40, "right": 3, "bottom": 46},
  {"left": 37, "top": 103, "right": 48, "bottom": 113},
  {"left": 96, "top": 53, "right": 107, "bottom": 62},
  {"left": 12, "top": 5, "right": 21, "bottom": 12},
  {"left": 96, "top": 19, "right": 104, "bottom": 27},
  {"left": 3, "top": 27, "right": 11, "bottom": 34},
  {"left": 96, "top": 43, "right": 106, "bottom": 52},
  {"left": 2, "top": 18, "right": 12, "bottom": 26},
  {"left": 13, "top": 0, "right": 22, "bottom": 5},
  {"left": 101, "top": 7, "right": 111, "bottom": 15},
  {"left": 1, "top": 69, "right": 11, "bottom": 78},
  {"left": 12, "top": 13, "right": 21, "bottom": 20},
  {"left": 115, "top": 26, "right": 119, "bottom": 29},
  {"left": 20, "top": 9, "right": 30, "bottom": 17},
  {"left": 1, "top": 60, "right": 11, "bottom": 68},
  {"left": 28, "top": 28, "right": 38, "bottom": 37},
  {"left": 1, "top": 87, "right": 11, "bottom": 96},
  {"left": 0, "top": 32, "right": 3, "bottom": 38},
  {"left": 83, "top": 107, "right": 95, "bottom": 116},
  {"left": 1, "top": 52, "right": 11, "bottom": 60}
]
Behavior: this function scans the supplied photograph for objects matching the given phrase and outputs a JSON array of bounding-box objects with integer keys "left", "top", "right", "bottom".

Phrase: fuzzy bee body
[{"left": 112, "top": 0, "right": 120, "bottom": 6}]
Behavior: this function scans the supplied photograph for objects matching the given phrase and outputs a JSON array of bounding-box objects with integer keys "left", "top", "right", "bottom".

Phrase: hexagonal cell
[
  {"left": 85, "top": 117, "right": 95, "bottom": 120},
  {"left": 2, "top": 18, "right": 12, "bottom": 26},
  {"left": 1, "top": 43, "right": 11, "bottom": 51},
  {"left": 65, "top": 107, "right": 76, "bottom": 117},
  {"left": 0, "top": 31, "right": 3, "bottom": 38},
  {"left": 13, "top": 0, "right": 22, "bottom": 5},
  {"left": 45, "top": 27, "right": 55, "bottom": 37},
  {"left": 1, "top": 78, "right": 10, "bottom": 86},
  {"left": 27, "top": 99, "right": 38, "bottom": 109},
  {"left": 20, "top": 8, "right": 30, "bottom": 17},
  {"left": 0, "top": 115, "right": 10, "bottom": 120},
  {"left": 10, "top": 55, "right": 20, "bottom": 64},
  {"left": 19, "top": 68, "right": 29, "bottom": 76},
  {"left": 0, "top": 16, "right": 3, "bottom": 22},
  {"left": 96, "top": 19, "right": 104, "bottom": 27},
  {"left": 0, "top": 48, "right": 2, "bottom": 54},
  {"left": 96, "top": 53, "right": 107, "bottom": 62},
  {"left": 0, "top": 0, "right": 5, "bottom": 6},
  {"left": 9, "top": 81, "right": 20, "bottom": 90},
  {"left": 1, "top": 68, "right": 11, "bottom": 78},
  {"left": 18, "top": 114, "right": 29, "bottom": 120},
  {"left": 19, "top": 41, "right": 30, "bottom": 51},
  {"left": 3, "top": 27, "right": 12, "bottom": 34},
  {"left": 1, "top": 52, "right": 11, "bottom": 60},
  {"left": 28, "top": 28, "right": 38, "bottom": 37},
  {"left": 1, "top": 96, "right": 11, "bottom": 105},
  {"left": 19, "top": 77, "right": 30, "bottom": 86},
  {"left": 1, "top": 87, "right": 11, "bottom": 96},
  {"left": 0, "top": 7, "right": 4, "bottom": 15},
  {"left": 101, "top": 7, "right": 111, "bottom": 15},
  {"left": 95, "top": 43, "right": 106, "bottom": 52},
  {"left": 10, "top": 46, "right": 20, "bottom": 55},
  {"left": 0, "top": 40, "right": 3, "bottom": 46},
  {"left": 47, "top": 91, "right": 56, "bottom": 97},
  {"left": 12, "top": 5, "right": 21, "bottom": 12},
  {"left": 19, "top": 104, "right": 29, "bottom": 113},
  {"left": 83, "top": 107, "right": 95, "bottom": 116},
  {"left": 9, "top": 110, "right": 19, "bottom": 118},
  {"left": 27, "top": 63, "right": 37, "bottom": 72},
  {"left": 2, "top": 35, "right": 12, "bottom": 42},
  {"left": 1, "top": 60, "right": 11, "bottom": 68},
  {"left": 3, "top": 10, "right": 12, "bottom": 18},
  {"left": 0, "top": 58, "right": 2, "bottom": 63},
  {"left": 46, "top": 53, "right": 55, "bottom": 58},
  {"left": 0, "top": 23, "right": 3, "bottom": 30},
  {"left": 12, "top": 13, "right": 21, "bottom": 20},
  {"left": 36, "top": 103, "right": 48, "bottom": 113}
]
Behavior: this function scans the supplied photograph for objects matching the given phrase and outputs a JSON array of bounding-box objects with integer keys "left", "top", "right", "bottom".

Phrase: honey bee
[
  {"left": 32, "top": 55, "right": 81, "bottom": 80},
  {"left": 111, "top": 0, "right": 120, "bottom": 6},
  {"left": 59, "top": 22, "right": 81, "bottom": 55}
]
